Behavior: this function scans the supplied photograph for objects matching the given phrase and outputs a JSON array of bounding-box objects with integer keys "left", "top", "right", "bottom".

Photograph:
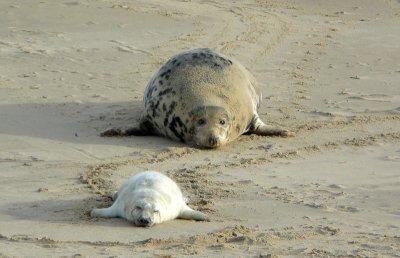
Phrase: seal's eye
[
  {"left": 154, "top": 210, "right": 159, "bottom": 214},
  {"left": 219, "top": 119, "right": 226, "bottom": 125},
  {"left": 197, "top": 119, "right": 206, "bottom": 126},
  {"left": 135, "top": 206, "right": 142, "bottom": 210}
]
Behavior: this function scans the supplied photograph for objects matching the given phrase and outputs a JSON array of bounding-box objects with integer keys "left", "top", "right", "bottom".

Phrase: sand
[{"left": 0, "top": 0, "right": 399, "bottom": 257}]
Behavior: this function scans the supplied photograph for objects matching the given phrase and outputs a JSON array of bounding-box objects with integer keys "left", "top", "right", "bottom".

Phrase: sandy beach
[{"left": 1, "top": 0, "right": 399, "bottom": 257}]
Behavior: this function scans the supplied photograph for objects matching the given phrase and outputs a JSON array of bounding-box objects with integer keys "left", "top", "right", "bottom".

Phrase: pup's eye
[
  {"left": 197, "top": 119, "right": 206, "bottom": 126},
  {"left": 154, "top": 210, "right": 160, "bottom": 214},
  {"left": 219, "top": 119, "right": 226, "bottom": 125},
  {"left": 135, "top": 206, "right": 142, "bottom": 210}
]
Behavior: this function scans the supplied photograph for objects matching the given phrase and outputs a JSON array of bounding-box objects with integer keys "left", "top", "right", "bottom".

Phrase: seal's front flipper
[
  {"left": 178, "top": 207, "right": 209, "bottom": 221},
  {"left": 91, "top": 207, "right": 118, "bottom": 218},
  {"left": 100, "top": 126, "right": 151, "bottom": 137},
  {"left": 249, "top": 117, "right": 294, "bottom": 137},
  {"left": 100, "top": 120, "right": 155, "bottom": 137}
]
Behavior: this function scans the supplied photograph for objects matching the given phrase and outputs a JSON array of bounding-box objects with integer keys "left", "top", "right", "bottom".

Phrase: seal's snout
[
  {"left": 137, "top": 217, "right": 152, "bottom": 227},
  {"left": 208, "top": 135, "right": 220, "bottom": 147}
]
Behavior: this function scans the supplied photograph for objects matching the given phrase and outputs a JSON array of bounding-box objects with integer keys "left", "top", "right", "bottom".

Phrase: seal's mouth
[
  {"left": 195, "top": 135, "right": 221, "bottom": 149},
  {"left": 207, "top": 135, "right": 220, "bottom": 148},
  {"left": 135, "top": 217, "right": 155, "bottom": 227},
  {"left": 136, "top": 223, "right": 154, "bottom": 227}
]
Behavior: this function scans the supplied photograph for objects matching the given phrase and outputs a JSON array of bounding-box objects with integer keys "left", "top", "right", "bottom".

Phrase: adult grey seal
[
  {"left": 91, "top": 171, "right": 209, "bottom": 227},
  {"left": 102, "top": 48, "right": 292, "bottom": 148}
]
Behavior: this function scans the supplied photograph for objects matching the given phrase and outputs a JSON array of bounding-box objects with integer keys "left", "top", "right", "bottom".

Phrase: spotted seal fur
[{"left": 102, "top": 48, "right": 292, "bottom": 148}]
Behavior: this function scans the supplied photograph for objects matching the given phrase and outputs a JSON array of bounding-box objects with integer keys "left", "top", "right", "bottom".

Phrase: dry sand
[{"left": 1, "top": 0, "right": 399, "bottom": 257}]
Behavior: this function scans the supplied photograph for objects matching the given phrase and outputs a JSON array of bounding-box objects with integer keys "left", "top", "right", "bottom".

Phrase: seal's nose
[
  {"left": 138, "top": 217, "right": 150, "bottom": 226},
  {"left": 208, "top": 136, "right": 219, "bottom": 147}
]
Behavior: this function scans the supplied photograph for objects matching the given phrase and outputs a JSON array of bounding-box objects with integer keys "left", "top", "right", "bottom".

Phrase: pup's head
[{"left": 127, "top": 198, "right": 162, "bottom": 227}]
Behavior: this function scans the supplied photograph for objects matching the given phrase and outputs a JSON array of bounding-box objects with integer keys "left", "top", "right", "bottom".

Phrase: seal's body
[
  {"left": 102, "top": 48, "right": 291, "bottom": 148},
  {"left": 91, "top": 171, "right": 208, "bottom": 227}
]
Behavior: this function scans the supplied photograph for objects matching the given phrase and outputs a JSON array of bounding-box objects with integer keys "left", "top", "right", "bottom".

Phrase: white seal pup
[
  {"left": 101, "top": 48, "right": 292, "bottom": 148},
  {"left": 91, "top": 171, "right": 209, "bottom": 227}
]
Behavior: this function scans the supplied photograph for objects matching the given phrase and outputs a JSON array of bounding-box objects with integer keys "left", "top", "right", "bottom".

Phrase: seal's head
[
  {"left": 190, "top": 106, "right": 231, "bottom": 148},
  {"left": 127, "top": 194, "right": 162, "bottom": 227}
]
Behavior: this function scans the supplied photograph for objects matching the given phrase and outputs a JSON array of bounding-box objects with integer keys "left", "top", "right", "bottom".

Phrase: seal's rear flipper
[
  {"left": 249, "top": 117, "right": 294, "bottom": 137},
  {"left": 178, "top": 208, "right": 209, "bottom": 221}
]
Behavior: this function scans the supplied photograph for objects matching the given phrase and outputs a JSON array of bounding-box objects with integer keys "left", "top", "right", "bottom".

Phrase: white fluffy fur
[{"left": 91, "top": 171, "right": 209, "bottom": 227}]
